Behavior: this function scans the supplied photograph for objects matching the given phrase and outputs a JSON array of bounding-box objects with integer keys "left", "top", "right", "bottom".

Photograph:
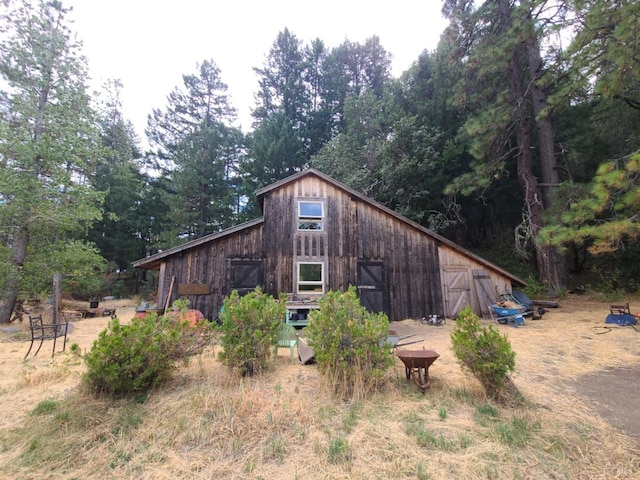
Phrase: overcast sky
[{"left": 67, "top": 1, "right": 449, "bottom": 140}]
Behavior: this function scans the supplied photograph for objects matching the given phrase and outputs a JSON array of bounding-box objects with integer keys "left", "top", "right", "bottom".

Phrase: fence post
[{"left": 53, "top": 273, "right": 62, "bottom": 325}]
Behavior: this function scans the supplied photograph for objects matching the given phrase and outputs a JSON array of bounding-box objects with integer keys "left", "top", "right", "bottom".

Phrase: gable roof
[
  {"left": 133, "top": 168, "right": 526, "bottom": 286},
  {"left": 257, "top": 168, "right": 526, "bottom": 285}
]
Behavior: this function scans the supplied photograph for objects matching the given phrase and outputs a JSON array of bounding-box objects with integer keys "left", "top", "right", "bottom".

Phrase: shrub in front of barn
[
  {"left": 305, "top": 286, "right": 394, "bottom": 400},
  {"left": 218, "top": 287, "right": 286, "bottom": 377},
  {"left": 83, "top": 301, "right": 214, "bottom": 397},
  {"left": 450, "top": 306, "right": 518, "bottom": 402}
]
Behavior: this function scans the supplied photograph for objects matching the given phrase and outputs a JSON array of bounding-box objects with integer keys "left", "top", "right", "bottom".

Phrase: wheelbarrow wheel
[
  {"left": 498, "top": 317, "right": 508, "bottom": 324},
  {"left": 414, "top": 368, "right": 430, "bottom": 390}
]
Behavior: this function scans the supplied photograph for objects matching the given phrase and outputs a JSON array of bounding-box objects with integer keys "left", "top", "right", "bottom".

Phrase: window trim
[
  {"left": 297, "top": 262, "right": 324, "bottom": 294},
  {"left": 297, "top": 200, "right": 324, "bottom": 231}
]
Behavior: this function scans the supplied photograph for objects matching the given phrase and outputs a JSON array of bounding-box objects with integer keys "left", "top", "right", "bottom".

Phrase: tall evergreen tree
[
  {"left": 311, "top": 91, "right": 396, "bottom": 198},
  {"left": 249, "top": 30, "right": 395, "bottom": 195},
  {"left": 303, "top": 38, "right": 335, "bottom": 157},
  {"left": 0, "top": 0, "right": 106, "bottom": 322},
  {"left": 539, "top": 0, "right": 640, "bottom": 268},
  {"left": 442, "top": 0, "right": 568, "bottom": 293},
  {"left": 253, "top": 28, "right": 309, "bottom": 129},
  {"left": 89, "top": 79, "right": 147, "bottom": 272},
  {"left": 145, "top": 59, "right": 245, "bottom": 242},
  {"left": 248, "top": 28, "right": 310, "bottom": 194}
]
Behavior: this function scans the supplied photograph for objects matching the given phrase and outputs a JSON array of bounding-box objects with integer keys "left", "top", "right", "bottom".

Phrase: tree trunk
[
  {"left": 501, "top": 0, "right": 567, "bottom": 295},
  {"left": 0, "top": 226, "right": 29, "bottom": 324},
  {"left": 523, "top": 10, "right": 567, "bottom": 293},
  {"left": 524, "top": 13, "right": 559, "bottom": 204}
]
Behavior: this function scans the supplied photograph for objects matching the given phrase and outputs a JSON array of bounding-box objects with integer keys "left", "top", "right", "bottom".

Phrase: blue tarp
[{"left": 605, "top": 313, "right": 637, "bottom": 326}]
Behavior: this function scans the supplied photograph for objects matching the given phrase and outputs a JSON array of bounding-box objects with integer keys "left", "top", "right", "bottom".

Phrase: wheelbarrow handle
[{"left": 395, "top": 338, "right": 424, "bottom": 348}]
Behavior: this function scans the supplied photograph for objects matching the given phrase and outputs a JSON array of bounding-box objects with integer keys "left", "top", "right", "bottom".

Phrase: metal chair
[{"left": 24, "top": 314, "right": 69, "bottom": 360}]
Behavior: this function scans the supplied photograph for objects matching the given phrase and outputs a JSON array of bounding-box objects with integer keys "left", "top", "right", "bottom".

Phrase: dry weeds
[{"left": 0, "top": 295, "right": 639, "bottom": 479}]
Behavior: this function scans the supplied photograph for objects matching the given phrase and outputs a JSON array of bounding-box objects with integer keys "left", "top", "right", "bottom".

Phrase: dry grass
[{"left": 0, "top": 295, "right": 639, "bottom": 479}]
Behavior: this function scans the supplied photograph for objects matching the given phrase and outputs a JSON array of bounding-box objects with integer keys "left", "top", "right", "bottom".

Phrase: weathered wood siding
[
  {"left": 140, "top": 170, "right": 522, "bottom": 322},
  {"left": 353, "top": 200, "right": 443, "bottom": 321},
  {"left": 261, "top": 176, "right": 443, "bottom": 321},
  {"left": 159, "top": 223, "right": 264, "bottom": 320},
  {"left": 438, "top": 245, "right": 514, "bottom": 317}
]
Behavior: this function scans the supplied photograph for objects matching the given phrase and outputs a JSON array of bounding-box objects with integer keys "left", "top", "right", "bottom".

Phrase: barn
[{"left": 132, "top": 168, "right": 526, "bottom": 321}]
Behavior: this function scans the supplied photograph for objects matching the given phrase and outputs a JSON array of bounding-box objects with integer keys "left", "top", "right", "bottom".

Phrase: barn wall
[
  {"left": 438, "top": 245, "right": 514, "bottom": 317},
  {"left": 260, "top": 177, "right": 443, "bottom": 320},
  {"left": 149, "top": 173, "right": 518, "bottom": 322},
  {"left": 354, "top": 200, "right": 443, "bottom": 321},
  {"left": 159, "top": 223, "right": 264, "bottom": 320}
]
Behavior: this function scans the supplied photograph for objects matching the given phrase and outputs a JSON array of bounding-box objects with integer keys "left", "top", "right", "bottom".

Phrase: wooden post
[
  {"left": 53, "top": 273, "right": 62, "bottom": 325},
  {"left": 164, "top": 276, "right": 176, "bottom": 313}
]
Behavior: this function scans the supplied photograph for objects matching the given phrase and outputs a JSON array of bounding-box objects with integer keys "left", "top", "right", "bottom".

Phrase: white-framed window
[
  {"left": 297, "top": 262, "right": 324, "bottom": 294},
  {"left": 298, "top": 201, "right": 324, "bottom": 231}
]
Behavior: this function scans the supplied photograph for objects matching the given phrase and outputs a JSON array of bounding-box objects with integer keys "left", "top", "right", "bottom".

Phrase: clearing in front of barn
[{"left": 0, "top": 294, "right": 638, "bottom": 479}]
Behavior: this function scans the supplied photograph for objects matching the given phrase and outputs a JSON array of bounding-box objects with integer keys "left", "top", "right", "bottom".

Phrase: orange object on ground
[{"left": 171, "top": 309, "right": 205, "bottom": 326}]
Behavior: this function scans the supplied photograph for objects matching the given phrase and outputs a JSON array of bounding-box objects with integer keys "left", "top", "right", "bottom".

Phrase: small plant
[
  {"left": 68, "top": 343, "right": 81, "bottom": 357},
  {"left": 476, "top": 403, "right": 499, "bottom": 418},
  {"left": 342, "top": 404, "right": 359, "bottom": 433},
  {"left": 438, "top": 406, "right": 447, "bottom": 420},
  {"left": 31, "top": 398, "right": 58, "bottom": 416},
  {"left": 474, "top": 403, "right": 499, "bottom": 427},
  {"left": 266, "top": 435, "right": 286, "bottom": 462},
  {"left": 218, "top": 287, "right": 286, "bottom": 377},
  {"left": 83, "top": 301, "right": 214, "bottom": 396},
  {"left": 450, "top": 306, "right": 518, "bottom": 402},
  {"left": 327, "top": 436, "right": 351, "bottom": 464},
  {"left": 406, "top": 421, "right": 456, "bottom": 451},
  {"left": 494, "top": 416, "right": 540, "bottom": 446},
  {"left": 416, "top": 461, "right": 431, "bottom": 480},
  {"left": 305, "top": 287, "right": 394, "bottom": 400}
]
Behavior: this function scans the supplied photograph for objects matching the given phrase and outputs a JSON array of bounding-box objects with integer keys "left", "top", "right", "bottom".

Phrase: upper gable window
[{"left": 298, "top": 201, "right": 324, "bottom": 231}]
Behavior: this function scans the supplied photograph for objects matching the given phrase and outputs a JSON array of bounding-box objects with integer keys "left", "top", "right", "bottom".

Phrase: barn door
[
  {"left": 357, "top": 261, "right": 388, "bottom": 315},
  {"left": 230, "top": 260, "right": 264, "bottom": 296},
  {"left": 443, "top": 268, "right": 470, "bottom": 318},
  {"left": 472, "top": 269, "right": 496, "bottom": 318}
]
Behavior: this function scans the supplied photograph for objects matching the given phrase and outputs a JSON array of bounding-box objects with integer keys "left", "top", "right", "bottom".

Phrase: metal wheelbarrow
[
  {"left": 489, "top": 304, "right": 525, "bottom": 327},
  {"left": 396, "top": 347, "right": 439, "bottom": 392}
]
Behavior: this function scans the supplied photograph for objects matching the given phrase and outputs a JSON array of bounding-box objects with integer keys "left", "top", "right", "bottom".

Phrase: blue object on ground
[{"left": 605, "top": 313, "right": 637, "bottom": 326}]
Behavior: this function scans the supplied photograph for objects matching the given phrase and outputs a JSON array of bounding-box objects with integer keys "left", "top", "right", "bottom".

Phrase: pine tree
[
  {"left": 89, "top": 79, "right": 147, "bottom": 271},
  {"left": 442, "top": 0, "right": 568, "bottom": 293},
  {"left": 145, "top": 59, "right": 246, "bottom": 241},
  {"left": 0, "top": 0, "right": 105, "bottom": 322}
]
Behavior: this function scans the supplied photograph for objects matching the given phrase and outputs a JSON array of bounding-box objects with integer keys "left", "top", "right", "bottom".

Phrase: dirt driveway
[
  {"left": 388, "top": 294, "right": 640, "bottom": 440},
  {"left": 569, "top": 365, "right": 640, "bottom": 439}
]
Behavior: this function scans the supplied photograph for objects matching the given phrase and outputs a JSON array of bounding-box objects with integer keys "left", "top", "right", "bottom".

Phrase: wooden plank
[{"left": 178, "top": 283, "right": 211, "bottom": 295}]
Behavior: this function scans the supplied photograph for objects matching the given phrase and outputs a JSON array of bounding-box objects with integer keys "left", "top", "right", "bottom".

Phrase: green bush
[
  {"left": 218, "top": 287, "right": 286, "bottom": 377},
  {"left": 450, "top": 306, "right": 517, "bottom": 402},
  {"left": 83, "top": 302, "right": 213, "bottom": 396},
  {"left": 305, "top": 287, "right": 394, "bottom": 400}
]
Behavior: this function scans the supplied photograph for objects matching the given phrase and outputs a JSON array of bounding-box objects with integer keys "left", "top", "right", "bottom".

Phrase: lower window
[{"left": 297, "top": 262, "right": 324, "bottom": 293}]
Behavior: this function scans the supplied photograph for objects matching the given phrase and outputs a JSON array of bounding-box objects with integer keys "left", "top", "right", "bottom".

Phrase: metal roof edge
[
  {"left": 131, "top": 217, "right": 264, "bottom": 269},
  {"left": 258, "top": 169, "right": 527, "bottom": 286}
]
